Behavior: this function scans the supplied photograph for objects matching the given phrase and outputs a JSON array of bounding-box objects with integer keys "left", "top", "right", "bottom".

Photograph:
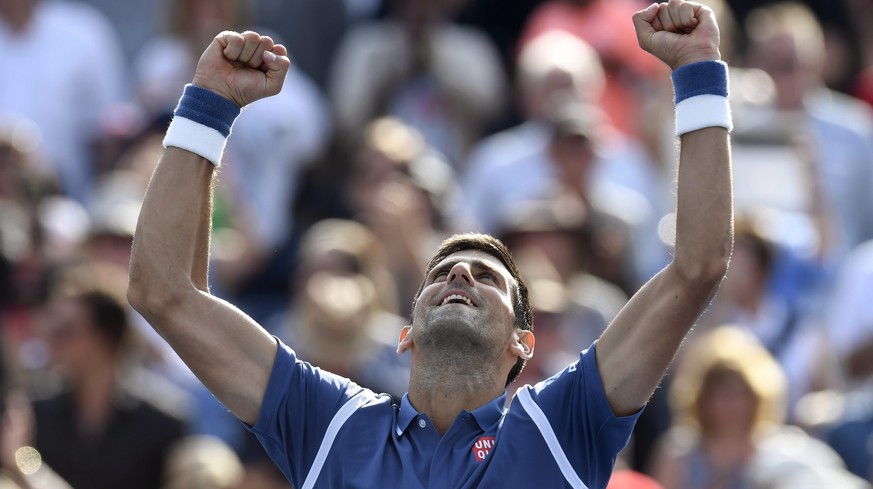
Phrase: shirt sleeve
[
  {"left": 247, "top": 338, "right": 370, "bottom": 486},
  {"left": 526, "top": 341, "right": 643, "bottom": 488}
]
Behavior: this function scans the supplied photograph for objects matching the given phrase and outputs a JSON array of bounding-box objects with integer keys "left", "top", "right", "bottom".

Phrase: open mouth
[{"left": 440, "top": 294, "right": 475, "bottom": 307}]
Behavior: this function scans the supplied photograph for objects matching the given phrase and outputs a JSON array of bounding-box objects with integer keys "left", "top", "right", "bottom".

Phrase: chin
[{"left": 416, "top": 315, "right": 493, "bottom": 357}]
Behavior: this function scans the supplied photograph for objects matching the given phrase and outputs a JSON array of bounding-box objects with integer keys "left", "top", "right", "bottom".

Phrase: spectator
[
  {"left": 463, "top": 97, "right": 662, "bottom": 294},
  {"left": 650, "top": 327, "right": 864, "bottom": 489},
  {"left": 695, "top": 219, "right": 835, "bottom": 415},
  {"left": 32, "top": 261, "right": 187, "bottom": 489},
  {"left": 266, "top": 219, "right": 410, "bottom": 400},
  {"left": 328, "top": 0, "right": 507, "bottom": 166},
  {"left": 499, "top": 203, "right": 629, "bottom": 389},
  {"left": 460, "top": 29, "right": 606, "bottom": 207},
  {"left": 346, "top": 117, "right": 459, "bottom": 307},
  {"left": 727, "top": 0, "right": 861, "bottom": 92},
  {"left": 743, "top": 1, "right": 873, "bottom": 259},
  {"left": 0, "top": 329, "right": 71, "bottom": 489},
  {"left": 459, "top": 32, "right": 668, "bottom": 289},
  {"left": 135, "top": 0, "right": 331, "bottom": 317},
  {"left": 518, "top": 0, "right": 667, "bottom": 138},
  {"left": 0, "top": 0, "right": 126, "bottom": 204}
]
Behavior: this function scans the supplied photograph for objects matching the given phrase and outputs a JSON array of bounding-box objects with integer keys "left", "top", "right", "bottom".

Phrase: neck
[
  {"left": 407, "top": 355, "right": 505, "bottom": 435},
  {"left": 73, "top": 359, "right": 117, "bottom": 436}
]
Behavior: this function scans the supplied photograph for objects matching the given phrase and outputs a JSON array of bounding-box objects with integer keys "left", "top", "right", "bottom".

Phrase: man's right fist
[
  {"left": 192, "top": 31, "right": 291, "bottom": 107},
  {"left": 632, "top": 0, "right": 721, "bottom": 70}
]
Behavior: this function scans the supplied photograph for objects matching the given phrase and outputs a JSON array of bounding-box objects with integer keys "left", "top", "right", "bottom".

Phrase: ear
[
  {"left": 509, "top": 329, "right": 535, "bottom": 361},
  {"left": 397, "top": 325, "right": 414, "bottom": 354}
]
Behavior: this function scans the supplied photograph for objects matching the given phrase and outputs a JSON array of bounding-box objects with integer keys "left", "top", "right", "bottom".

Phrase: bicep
[{"left": 595, "top": 265, "right": 717, "bottom": 415}]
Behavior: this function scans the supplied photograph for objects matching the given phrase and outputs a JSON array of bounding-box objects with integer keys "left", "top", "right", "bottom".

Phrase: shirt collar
[
  {"left": 396, "top": 393, "right": 419, "bottom": 436},
  {"left": 469, "top": 392, "right": 507, "bottom": 431},
  {"left": 396, "top": 392, "right": 508, "bottom": 437}
]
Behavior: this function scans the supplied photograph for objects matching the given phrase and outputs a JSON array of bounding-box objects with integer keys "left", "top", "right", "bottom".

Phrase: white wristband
[
  {"left": 675, "top": 94, "right": 733, "bottom": 136},
  {"left": 672, "top": 61, "right": 732, "bottom": 136},
  {"left": 162, "top": 84, "right": 241, "bottom": 167},
  {"left": 163, "top": 117, "right": 229, "bottom": 167}
]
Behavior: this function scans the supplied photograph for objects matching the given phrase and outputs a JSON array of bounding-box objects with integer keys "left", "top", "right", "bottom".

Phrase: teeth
[{"left": 441, "top": 294, "right": 473, "bottom": 307}]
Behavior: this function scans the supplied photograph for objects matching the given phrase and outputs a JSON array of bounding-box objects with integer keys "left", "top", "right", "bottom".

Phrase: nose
[{"left": 448, "top": 262, "right": 473, "bottom": 286}]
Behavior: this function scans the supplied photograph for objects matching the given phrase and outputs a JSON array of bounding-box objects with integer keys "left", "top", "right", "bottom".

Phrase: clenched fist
[
  {"left": 633, "top": 0, "right": 721, "bottom": 70},
  {"left": 192, "top": 31, "right": 292, "bottom": 107}
]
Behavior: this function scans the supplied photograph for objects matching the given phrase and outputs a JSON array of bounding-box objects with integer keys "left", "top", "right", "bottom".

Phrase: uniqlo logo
[{"left": 472, "top": 436, "right": 495, "bottom": 462}]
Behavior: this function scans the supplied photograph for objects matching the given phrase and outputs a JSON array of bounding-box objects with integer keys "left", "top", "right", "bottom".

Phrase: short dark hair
[
  {"left": 78, "top": 290, "right": 129, "bottom": 350},
  {"left": 53, "top": 262, "right": 130, "bottom": 351},
  {"left": 411, "top": 233, "right": 533, "bottom": 386}
]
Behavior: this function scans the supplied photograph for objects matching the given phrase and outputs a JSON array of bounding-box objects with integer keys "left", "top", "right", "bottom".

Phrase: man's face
[{"left": 406, "top": 250, "right": 517, "bottom": 355}]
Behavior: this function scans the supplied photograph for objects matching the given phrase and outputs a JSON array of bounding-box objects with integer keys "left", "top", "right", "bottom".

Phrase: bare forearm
[
  {"left": 673, "top": 127, "right": 733, "bottom": 281},
  {"left": 130, "top": 148, "right": 214, "bottom": 298},
  {"left": 192, "top": 169, "right": 214, "bottom": 291}
]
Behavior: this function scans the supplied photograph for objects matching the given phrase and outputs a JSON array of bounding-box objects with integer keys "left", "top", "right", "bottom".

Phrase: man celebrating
[{"left": 128, "top": 1, "right": 733, "bottom": 487}]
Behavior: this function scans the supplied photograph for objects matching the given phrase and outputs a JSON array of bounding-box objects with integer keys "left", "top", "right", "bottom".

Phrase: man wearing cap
[{"left": 128, "top": 0, "right": 733, "bottom": 487}]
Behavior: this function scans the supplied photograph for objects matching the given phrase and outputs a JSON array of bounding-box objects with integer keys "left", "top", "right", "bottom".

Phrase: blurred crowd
[{"left": 1, "top": 0, "right": 873, "bottom": 487}]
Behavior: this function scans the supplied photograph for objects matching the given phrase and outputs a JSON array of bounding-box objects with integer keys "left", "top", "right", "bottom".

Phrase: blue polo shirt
[{"left": 249, "top": 339, "right": 641, "bottom": 489}]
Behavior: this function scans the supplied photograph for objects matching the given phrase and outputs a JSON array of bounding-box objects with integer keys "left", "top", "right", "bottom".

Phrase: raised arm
[
  {"left": 595, "top": 0, "right": 733, "bottom": 415},
  {"left": 128, "top": 31, "right": 291, "bottom": 425}
]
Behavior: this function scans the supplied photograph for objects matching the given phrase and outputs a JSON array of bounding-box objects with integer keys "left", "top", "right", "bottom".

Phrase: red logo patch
[{"left": 472, "top": 436, "right": 496, "bottom": 462}]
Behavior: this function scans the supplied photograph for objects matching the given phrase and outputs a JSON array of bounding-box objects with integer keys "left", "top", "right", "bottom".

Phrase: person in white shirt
[{"left": 0, "top": 0, "right": 126, "bottom": 205}]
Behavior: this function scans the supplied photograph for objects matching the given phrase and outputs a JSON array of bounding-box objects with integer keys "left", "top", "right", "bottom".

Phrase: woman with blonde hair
[{"left": 650, "top": 327, "right": 863, "bottom": 489}]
